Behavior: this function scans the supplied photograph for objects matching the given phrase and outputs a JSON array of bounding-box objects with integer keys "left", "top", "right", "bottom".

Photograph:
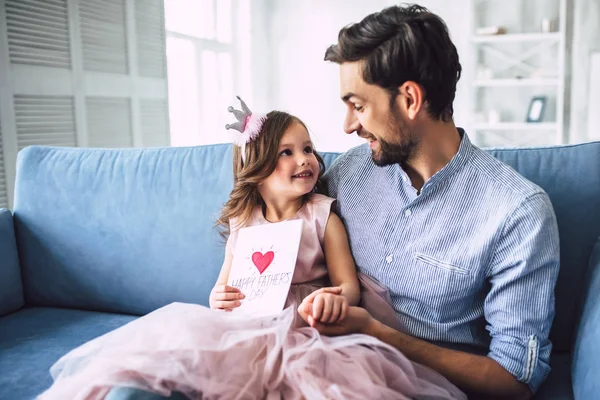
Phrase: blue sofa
[{"left": 1, "top": 141, "right": 599, "bottom": 400}]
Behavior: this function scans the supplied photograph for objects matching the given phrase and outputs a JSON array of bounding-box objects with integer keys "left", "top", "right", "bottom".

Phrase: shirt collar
[{"left": 399, "top": 128, "right": 473, "bottom": 193}]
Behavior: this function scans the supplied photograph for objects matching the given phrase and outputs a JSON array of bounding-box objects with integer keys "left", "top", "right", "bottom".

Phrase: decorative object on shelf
[
  {"left": 477, "top": 67, "right": 494, "bottom": 80},
  {"left": 488, "top": 110, "right": 501, "bottom": 124},
  {"left": 476, "top": 25, "right": 507, "bottom": 36},
  {"left": 526, "top": 96, "right": 547, "bottom": 123},
  {"left": 541, "top": 17, "right": 558, "bottom": 33}
]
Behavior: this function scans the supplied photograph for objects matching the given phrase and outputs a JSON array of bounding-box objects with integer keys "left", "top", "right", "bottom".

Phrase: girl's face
[{"left": 259, "top": 122, "right": 319, "bottom": 202}]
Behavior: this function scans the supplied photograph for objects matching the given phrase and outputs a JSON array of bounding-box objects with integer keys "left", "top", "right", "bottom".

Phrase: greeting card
[{"left": 227, "top": 219, "right": 303, "bottom": 317}]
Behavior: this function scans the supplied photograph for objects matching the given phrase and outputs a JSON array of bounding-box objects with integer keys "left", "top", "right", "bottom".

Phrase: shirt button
[
  {"left": 386, "top": 255, "right": 393, "bottom": 263},
  {"left": 404, "top": 209, "right": 412, "bottom": 217}
]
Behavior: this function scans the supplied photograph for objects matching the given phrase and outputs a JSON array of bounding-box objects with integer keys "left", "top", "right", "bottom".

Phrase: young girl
[{"left": 38, "top": 98, "right": 465, "bottom": 400}]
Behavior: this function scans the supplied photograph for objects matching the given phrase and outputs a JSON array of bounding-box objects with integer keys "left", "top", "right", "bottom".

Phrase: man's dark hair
[{"left": 325, "top": 4, "right": 462, "bottom": 122}]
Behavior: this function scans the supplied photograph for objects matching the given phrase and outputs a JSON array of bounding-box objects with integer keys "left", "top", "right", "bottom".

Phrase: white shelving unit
[
  {"left": 473, "top": 78, "right": 560, "bottom": 87},
  {"left": 473, "top": 122, "right": 558, "bottom": 131},
  {"left": 467, "top": 0, "right": 568, "bottom": 148},
  {"left": 471, "top": 32, "right": 561, "bottom": 43}
]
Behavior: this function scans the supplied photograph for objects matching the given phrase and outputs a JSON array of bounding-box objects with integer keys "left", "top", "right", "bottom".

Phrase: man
[{"left": 299, "top": 4, "right": 560, "bottom": 399}]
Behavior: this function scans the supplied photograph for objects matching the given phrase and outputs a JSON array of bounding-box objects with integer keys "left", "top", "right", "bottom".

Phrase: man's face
[{"left": 339, "top": 62, "right": 418, "bottom": 166}]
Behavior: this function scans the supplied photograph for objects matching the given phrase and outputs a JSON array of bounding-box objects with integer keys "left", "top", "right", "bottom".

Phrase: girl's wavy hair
[{"left": 217, "top": 111, "right": 325, "bottom": 238}]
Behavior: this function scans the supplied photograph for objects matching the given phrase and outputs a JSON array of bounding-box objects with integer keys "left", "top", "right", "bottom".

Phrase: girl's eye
[
  {"left": 354, "top": 105, "right": 364, "bottom": 112},
  {"left": 304, "top": 146, "right": 314, "bottom": 154},
  {"left": 280, "top": 149, "right": 292, "bottom": 156}
]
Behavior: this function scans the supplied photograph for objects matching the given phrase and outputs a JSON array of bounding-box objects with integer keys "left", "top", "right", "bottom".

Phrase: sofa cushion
[
  {"left": 14, "top": 145, "right": 235, "bottom": 315},
  {"left": 0, "top": 307, "right": 136, "bottom": 399},
  {"left": 487, "top": 143, "right": 600, "bottom": 352},
  {"left": 572, "top": 237, "right": 600, "bottom": 399},
  {"left": 0, "top": 208, "right": 23, "bottom": 316}
]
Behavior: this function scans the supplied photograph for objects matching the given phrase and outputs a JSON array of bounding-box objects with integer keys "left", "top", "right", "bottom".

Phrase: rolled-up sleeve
[{"left": 485, "top": 192, "right": 560, "bottom": 393}]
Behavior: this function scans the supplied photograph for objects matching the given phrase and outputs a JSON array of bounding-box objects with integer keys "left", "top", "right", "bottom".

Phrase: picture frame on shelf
[{"left": 526, "top": 96, "right": 547, "bottom": 123}]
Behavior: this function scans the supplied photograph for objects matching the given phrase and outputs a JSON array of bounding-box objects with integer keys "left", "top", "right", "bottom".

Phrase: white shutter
[
  {"left": 140, "top": 98, "right": 169, "bottom": 147},
  {"left": 0, "top": 119, "right": 8, "bottom": 209},
  {"left": 14, "top": 95, "right": 77, "bottom": 150},
  {"left": 86, "top": 97, "right": 132, "bottom": 147},
  {"left": 0, "top": 0, "right": 169, "bottom": 206},
  {"left": 5, "top": 0, "right": 71, "bottom": 69},
  {"left": 79, "top": 0, "right": 128, "bottom": 74},
  {"left": 135, "top": 0, "right": 166, "bottom": 78}
]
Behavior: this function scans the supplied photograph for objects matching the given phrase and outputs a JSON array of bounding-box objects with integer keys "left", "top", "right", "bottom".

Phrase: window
[{"left": 164, "top": 0, "right": 251, "bottom": 146}]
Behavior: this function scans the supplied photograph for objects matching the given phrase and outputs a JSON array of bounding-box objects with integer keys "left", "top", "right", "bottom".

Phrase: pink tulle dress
[{"left": 38, "top": 194, "right": 466, "bottom": 400}]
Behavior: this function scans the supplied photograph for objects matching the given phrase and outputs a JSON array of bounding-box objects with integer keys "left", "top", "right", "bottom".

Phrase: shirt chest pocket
[
  {"left": 414, "top": 253, "right": 470, "bottom": 276},
  {"left": 406, "top": 252, "right": 476, "bottom": 303}
]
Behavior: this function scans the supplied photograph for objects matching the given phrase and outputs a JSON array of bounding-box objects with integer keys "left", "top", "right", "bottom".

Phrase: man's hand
[
  {"left": 298, "top": 287, "right": 377, "bottom": 334},
  {"left": 209, "top": 285, "right": 245, "bottom": 311}
]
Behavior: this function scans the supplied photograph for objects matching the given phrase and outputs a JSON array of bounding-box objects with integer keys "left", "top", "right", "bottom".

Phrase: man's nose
[{"left": 343, "top": 111, "right": 361, "bottom": 135}]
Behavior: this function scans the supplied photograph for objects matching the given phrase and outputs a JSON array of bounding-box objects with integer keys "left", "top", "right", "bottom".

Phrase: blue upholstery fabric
[
  {"left": 572, "top": 238, "right": 600, "bottom": 399},
  {"left": 12, "top": 142, "right": 600, "bottom": 347},
  {"left": 105, "top": 387, "right": 187, "bottom": 400},
  {"left": 0, "top": 307, "right": 136, "bottom": 399},
  {"left": 0, "top": 208, "right": 23, "bottom": 316},
  {"left": 14, "top": 145, "right": 234, "bottom": 315},
  {"left": 487, "top": 143, "right": 600, "bottom": 352}
]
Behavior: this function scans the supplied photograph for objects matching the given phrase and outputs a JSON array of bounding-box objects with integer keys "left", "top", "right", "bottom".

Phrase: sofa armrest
[
  {"left": 0, "top": 208, "right": 24, "bottom": 316},
  {"left": 572, "top": 237, "right": 600, "bottom": 398}
]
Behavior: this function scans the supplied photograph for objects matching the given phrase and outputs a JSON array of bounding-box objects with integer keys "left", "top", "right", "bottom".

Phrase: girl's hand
[
  {"left": 209, "top": 285, "right": 245, "bottom": 311},
  {"left": 304, "top": 289, "right": 348, "bottom": 324}
]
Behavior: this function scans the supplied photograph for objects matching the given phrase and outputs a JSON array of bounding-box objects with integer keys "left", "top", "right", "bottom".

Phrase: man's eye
[
  {"left": 280, "top": 149, "right": 292, "bottom": 156},
  {"left": 304, "top": 146, "right": 313, "bottom": 154}
]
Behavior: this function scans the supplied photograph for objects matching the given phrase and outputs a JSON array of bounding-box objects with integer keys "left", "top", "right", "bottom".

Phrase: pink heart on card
[{"left": 252, "top": 251, "right": 274, "bottom": 274}]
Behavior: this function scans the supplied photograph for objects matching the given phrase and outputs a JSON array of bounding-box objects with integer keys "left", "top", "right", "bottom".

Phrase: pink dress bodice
[{"left": 227, "top": 193, "right": 335, "bottom": 286}]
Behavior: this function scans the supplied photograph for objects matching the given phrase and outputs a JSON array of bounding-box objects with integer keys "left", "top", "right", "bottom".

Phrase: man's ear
[{"left": 398, "top": 81, "right": 424, "bottom": 121}]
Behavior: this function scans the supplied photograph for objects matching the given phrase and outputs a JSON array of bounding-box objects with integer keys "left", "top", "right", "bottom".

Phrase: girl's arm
[
  {"left": 323, "top": 212, "right": 360, "bottom": 306},
  {"left": 210, "top": 248, "right": 245, "bottom": 310},
  {"left": 215, "top": 249, "right": 233, "bottom": 286}
]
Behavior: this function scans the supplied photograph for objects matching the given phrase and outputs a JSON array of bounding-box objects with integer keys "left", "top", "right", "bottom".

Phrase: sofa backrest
[
  {"left": 13, "top": 141, "right": 600, "bottom": 352},
  {"left": 14, "top": 145, "right": 235, "bottom": 316}
]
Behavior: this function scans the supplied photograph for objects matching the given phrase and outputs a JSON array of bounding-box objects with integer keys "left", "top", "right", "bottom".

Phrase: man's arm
[
  {"left": 481, "top": 193, "right": 559, "bottom": 395},
  {"left": 300, "top": 192, "right": 559, "bottom": 398},
  {"left": 368, "top": 321, "right": 532, "bottom": 399},
  {"left": 299, "top": 292, "right": 531, "bottom": 398}
]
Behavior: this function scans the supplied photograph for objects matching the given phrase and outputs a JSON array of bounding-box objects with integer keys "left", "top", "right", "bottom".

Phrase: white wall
[
  {"left": 588, "top": 53, "right": 600, "bottom": 141},
  {"left": 264, "top": 0, "right": 600, "bottom": 150},
  {"left": 265, "top": 0, "right": 471, "bottom": 152}
]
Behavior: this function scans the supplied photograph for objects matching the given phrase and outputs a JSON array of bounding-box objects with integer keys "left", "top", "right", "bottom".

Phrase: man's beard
[{"left": 365, "top": 108, "right": 419, "bottom": 167}]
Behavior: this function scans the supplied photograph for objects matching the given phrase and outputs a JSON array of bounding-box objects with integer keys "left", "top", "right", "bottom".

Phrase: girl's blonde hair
[{"left": 217, "top": 111, "right": 325, "bottom": 237}]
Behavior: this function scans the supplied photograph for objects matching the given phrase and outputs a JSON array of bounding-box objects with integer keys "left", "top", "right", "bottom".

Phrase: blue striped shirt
[{"left": 322, "top": 130, "right": 560, "bottom": 393}]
